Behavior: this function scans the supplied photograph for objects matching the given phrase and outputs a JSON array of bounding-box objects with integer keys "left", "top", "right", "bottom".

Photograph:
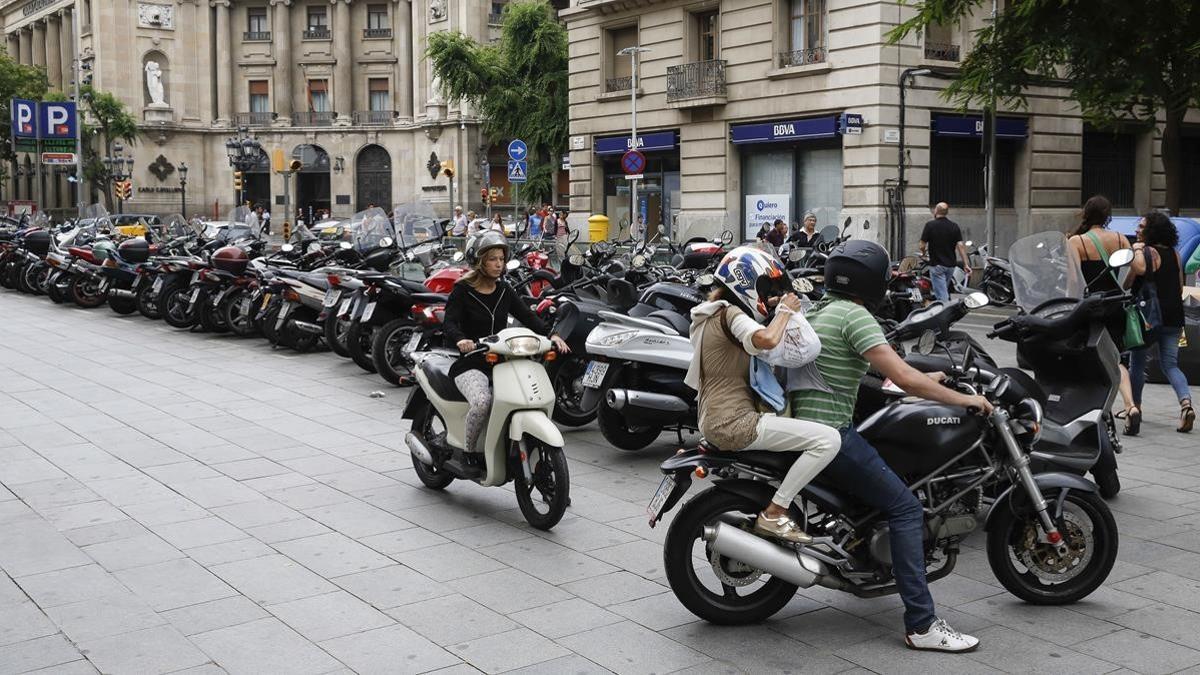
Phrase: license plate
[
  {"left": 276, "top": 302, "right": 293, "bottom": 329},
  {"left": 362, "top": 301, "right": 376, "bottom": 322},
  {"left": 188, "top": 287, "right": 201, "bottom": 304},
  {"left": 581, "top": 361, "right": 609, "bottom": 389},
  {"left": 404, "top": 331, "right": 422, "bottom": 355},
  {"left": 909, "top": 287, "right": 923, "bottom": 302},
  {"left": 152, "top": 276, "right": 163, "bottom": 292},
  {"left": 646, "top": 475, "right": 676, "bottom": 520},
  {"left": 323, "top": 289, "right": 340, "bottom": 307},
  {"left": 213, "top": 288, "right": 229, "bottom": 307},
  {"left": 338, "top": 298, "right": 351, "bottom": 316},
  {"left": 260, "top": 292, "right": 273, "bottom": 309}
]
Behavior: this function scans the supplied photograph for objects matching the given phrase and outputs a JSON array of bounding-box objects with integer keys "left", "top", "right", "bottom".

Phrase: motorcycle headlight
[
  {"left": 595, "top": 329, "right": 637, "bottom": 347},
  {"left": 1012, "top": 397, "right": 1043, "bottom": 442},
  {"left": 506, "top": 336, "right": 542, "bottom": 356}
]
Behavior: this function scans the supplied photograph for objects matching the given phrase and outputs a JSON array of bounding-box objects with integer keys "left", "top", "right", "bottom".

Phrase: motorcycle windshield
[
  {"left": 1008, "top": 231, "right": 1085, "bottom": 312},
  {"left": 349, "top": 207, "right": 396, "bottom": 252},
  {"left": 162, "top": 214, "right": 190, "bottom": 238},
  {"left": 393, "top": 201, "right": 439, "bottom": 243}
]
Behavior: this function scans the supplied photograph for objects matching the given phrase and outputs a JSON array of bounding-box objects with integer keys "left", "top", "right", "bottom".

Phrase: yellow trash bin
[{"left": 587, "top": 214, "right": 610, "bottom": 243}]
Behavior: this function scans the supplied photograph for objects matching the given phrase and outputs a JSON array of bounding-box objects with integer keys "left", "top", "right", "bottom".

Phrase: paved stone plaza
[{"left": 1, "top": 292, "right": 1199, "bottom": 674}]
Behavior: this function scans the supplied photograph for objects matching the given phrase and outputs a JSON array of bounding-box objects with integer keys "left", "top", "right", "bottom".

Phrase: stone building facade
[
  {"left": 562, "top": 0, "right": 1200, "bottom": 251},
  {"left": 2, "top": 0, "right": 515, "bottom": 221}
]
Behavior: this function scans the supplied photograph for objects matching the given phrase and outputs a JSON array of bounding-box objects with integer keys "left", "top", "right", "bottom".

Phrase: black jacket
[{"left": 443, "top": 280, "right": 550, "bottom": 377}]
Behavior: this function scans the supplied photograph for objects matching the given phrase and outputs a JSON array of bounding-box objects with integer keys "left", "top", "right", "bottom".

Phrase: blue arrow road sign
[
  {"left": 507, "top": 139, "right": 528, "bottom": 161},
  {"left": 507, "top": 160, "right": 528, "bottom": 183}
]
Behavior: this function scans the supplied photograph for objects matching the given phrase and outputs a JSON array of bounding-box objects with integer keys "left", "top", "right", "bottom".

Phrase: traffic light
[
  {"left": 115, "top": 180, "right": 132, "bottom": 200},
  {"left": 480, "top": 187, "right": 489, "bottom": 204},
  {"left": 489, "top": 187, "right": 498, "bottom": 202},
  {"left": 289, "top": 159, "right": 302, "bottom": 172},
  {"left": 233, "top": 171, "right": 243, "bottom": 191},
  {"left": 440, "top": 160, "right": 455, "bottom": 179}
]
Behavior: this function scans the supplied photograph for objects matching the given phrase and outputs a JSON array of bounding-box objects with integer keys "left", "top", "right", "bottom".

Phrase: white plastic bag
[{"left": 758, "top": 310, "right": 821, "bottom": 368}]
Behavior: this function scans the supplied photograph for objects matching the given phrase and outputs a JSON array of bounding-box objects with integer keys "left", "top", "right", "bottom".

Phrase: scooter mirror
[
  {"left": 506, "top": 259, "right": 521, "bottom": 271},
  {"left": 963, "top": 240, "right": 973, "bottom": 248},
  {"left": 1109, "top": 248, "right": 1135, "bottom": 268},
  {"left": 379, "top": 237, "right": 394, "bottom": 248},
  {"left": 789, "top": 248, "right": 808, "bottom": 263},
  {"left": 632, "top": 254, "right": 647, "bottom": 268},
  {"left": 842, "top": 216, "right": 852, "bottom": 229},
  {"left": 568, "top": 254, "right": 585, "bottom": 267},
  {"left": 339, "top": 241, "right": 353, "bottom": 250},
  {"left": 792, "top": 277, "right": 814, "bottom": 294},
  {"left": 916, "top": 330, "right": 937, "bottom": 356},
  {"left": 280, "top": 243, "right": 294, "bottom": 253},
  {"left": 452, "top": 251, "right": 465, "bottom": 262},
  {"left": 862, "top": 220, "right": 870, "bottom": 230},
  {"left": 963, "top": 291, "right": 989, "bottom": 309},
  {"left": 721, "top": 230, "right": 734, "bottom": 245},
  {"left": 697, "top": 273, "right": 715, "bottom": 286}
]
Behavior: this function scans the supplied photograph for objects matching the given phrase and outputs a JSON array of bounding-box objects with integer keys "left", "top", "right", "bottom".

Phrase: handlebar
[{"left": 987, "top": 292, "right": 1126, "bottom": 340}]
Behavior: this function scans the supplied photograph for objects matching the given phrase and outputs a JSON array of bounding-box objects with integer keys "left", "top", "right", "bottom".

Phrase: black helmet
[{"left": 823, "top": 240, "right": 890, "bottom": 309}]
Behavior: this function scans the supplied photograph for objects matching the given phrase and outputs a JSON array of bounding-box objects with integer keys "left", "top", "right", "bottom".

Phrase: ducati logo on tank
[{"left": 927, "top": 416, "right": 962, "bottom": 425}]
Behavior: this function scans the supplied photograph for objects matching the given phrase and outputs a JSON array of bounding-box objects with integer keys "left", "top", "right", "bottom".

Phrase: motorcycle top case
[
  {"left": 639, "top": 282, "right": 705, "bottom": 314},
  {"left": 117, "top": 238, "right": 150, "bottom": 263},
  {"left": 24, "top": 230, "right": 51, "bottom": 256},
  {"left": 858, "top": 400, "right": 987, "bottom": 478}
]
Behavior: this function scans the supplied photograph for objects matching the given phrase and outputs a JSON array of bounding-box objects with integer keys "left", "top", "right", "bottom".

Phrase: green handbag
[{"left": 1085, "top": 231, "right": 1144, "bottom": 349}]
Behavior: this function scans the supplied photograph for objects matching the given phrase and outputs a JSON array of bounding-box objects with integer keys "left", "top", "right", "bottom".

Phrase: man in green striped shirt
[{"left": 785, "top": 241, "right": 991, "bottom": 653}]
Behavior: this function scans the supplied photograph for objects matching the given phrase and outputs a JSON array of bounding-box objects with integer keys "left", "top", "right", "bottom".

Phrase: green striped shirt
[{"left": 788, "top": 298, "right": 887, "bottom": 429}]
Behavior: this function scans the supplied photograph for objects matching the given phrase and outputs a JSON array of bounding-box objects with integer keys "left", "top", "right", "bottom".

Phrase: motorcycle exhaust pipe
[
  {"left": 291, "top": 320, "right": 323, "bottom": 335},
  {"left": 107, "top": 288, "right": 137, "bottom": 299},
  {"left": 606, "top": 389, "right": 689, "bottom": 414},
  {"left": 701, "top": 523, "right": 843, "bottom": 590},
  {"left": 405, "top": 432, "right": 435, "bottom": 465}
]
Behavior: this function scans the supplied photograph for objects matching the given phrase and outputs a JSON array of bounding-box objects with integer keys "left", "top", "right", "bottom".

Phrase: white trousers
[{"left": 749, "top": 415, "right": 841, "bottom": 508}]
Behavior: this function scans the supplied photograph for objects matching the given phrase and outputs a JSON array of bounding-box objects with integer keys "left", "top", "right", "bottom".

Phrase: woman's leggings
[
  {"left": 453, "top": 370, "right": 492, "bottom": 453},
  {"left": 749, "top": 415, "right": 842, "bottom": 508}
]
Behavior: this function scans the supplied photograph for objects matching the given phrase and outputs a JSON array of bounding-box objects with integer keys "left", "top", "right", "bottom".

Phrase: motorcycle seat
[
  {"left": 419, "top": 359, "right": 468, "bottom": 402},
  {"left": 646, "top": 310, "right": 689, "bottom": 336},
  {"left": 697, "top": 443, "right": 852, "bottom": 514},
  {"left": 299, "top": 273, "right": 330, "bottom": 290},
  {"left": 412, "top": 292, "right": 448, "bottom": 305}
]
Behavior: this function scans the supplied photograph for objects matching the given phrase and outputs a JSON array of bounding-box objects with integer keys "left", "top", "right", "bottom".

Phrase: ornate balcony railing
[
  {"left": 363, "top": 27, "right": 392, "bottom": 38},
  {"left": 778, "top": 46, "right": 826, "bottom": 68},
  {"left": 488, "top": 12, "right": 504, "bottom": 25},
  {"left": 924, "top": 41, "right": 960, "bottom": 61},
  {"left": 243, "top": 31, "right": 271, "bottom": 41},
  {"left": 303, "top": 28, "right": 331, "bottom": 39},
  {"left": 604, "top": 76, "right": 632, "bottom": 93},
  {"left": 666, "top": 59, "right": 726, "bottom": 102},
  {"left": 353, "top": 110, "right": 395, "bottom": 126},
  {"left": 235, "top": 112, "right": 275, "bottom": 127},
  {"left": 293, "top": 111, "right": 336, "bottom": 127}
]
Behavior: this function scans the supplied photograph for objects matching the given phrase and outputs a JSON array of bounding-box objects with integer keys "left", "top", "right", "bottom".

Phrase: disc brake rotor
[
  {"left": 706, "top": 524, "right": 764, "bottom": 588},
  {"left": 1015, "top": 507, "right": 1094, "bottom": 583}
]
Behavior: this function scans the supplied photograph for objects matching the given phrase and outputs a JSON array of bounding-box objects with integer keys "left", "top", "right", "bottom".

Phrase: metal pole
[
  {"left": 73, "top": 20, "right": 84, "bottom": 211},
  {"left": 984, "top": 0, "right": 998, "bottom": 257},
  {"left": 34, "top": 139, "right": 42, "bottom": 215},
  {"left": 180, "top": 179, "right": 186, "bottom": 218},
  {"left": 630, "top": 50, "right": 639, "bottom": 242}
]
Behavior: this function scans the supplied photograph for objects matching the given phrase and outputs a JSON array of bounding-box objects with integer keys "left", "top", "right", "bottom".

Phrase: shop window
[
  {"left": 1181, "top": 132, "right": 1200, "bottom": 209},
  {"left": 741, "top": 141, "right": 843, "bottom": 229},
  {"left": 249, "top": 80, "right": 270, "bottom": 113},
  {"left": 782, "top": 0, "right": 824, "bottom": 66},
  {"left": 694, "top": 11, "right": 719, "bottom": 62},
  {"left": 247, "top": 7, "right": 269, "bottom": 34},
  {"left": 1081, "top": 129, "right": 1135, "bottom": 209},
  {"left": 605, "top": 25, "right": 638, "bottom": 92},
  {"left": 368, "top": 78, "right": 390, "bottom": 112},
  {"left": 929, "top": 136, "right": 1016, "bottom": 208},
  {"left": 308, "top": 79, "right": 330, "bottom": 112}
]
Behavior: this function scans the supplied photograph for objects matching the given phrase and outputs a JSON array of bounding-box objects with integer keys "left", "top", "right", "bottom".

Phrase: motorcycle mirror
[
  {"left": 862, "top": 220, "right": 869, "bottom": 230},
  {"left": 505, "top": 259, "right": 521, "bottom": 271},
  {"left": 280, "top": 243, "right": 294, "bottom": 253},
  {"left": 789, "top": 248, "right": 807, "bottom": 262},
  {"left": 963, "top": 240, "right": 973, "bottom": 248},
  {"left": 721, "top": 230, "right": 733, "bottom": 245},
  {"left": 568, "top": 253, "right": 585, "bottom": 267},
  {"left": 379, "top": 236, "right": 394, "bottom": 248},
  {"left": 632, "top": 254, "right": 647, "bottom": 269},
  {"left": 792, "top": 277, "right": 814, "bottom": 294},
  {"left": 697, "top": 273, "right": 715, "bottom": 286},
  {"left": 842, "top": 216, "right": 852, "bottom": 229},
  {"left": 1109, "top": 247, "right": 1135, "bottom": 268},
  {"left": 339, "top": 241, "right": 353, "bottom": 250},
  {"left": 452, "top": 250, "right": 465, "bottom": 262},
  {"left": 963, "top": 292, "right": 989, "bottom": 309},
  {"left": 916, "top": 330, "right": 937, "bottom": 356}
]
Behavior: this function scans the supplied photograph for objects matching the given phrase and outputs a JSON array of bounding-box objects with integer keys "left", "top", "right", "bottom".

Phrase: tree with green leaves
[
  {"left": 426, "top": 0, "right": 568, "bottom": 205},
  {"left": 0, "top": 48, "right": 49, "bottom": 189},
  {"left": 890, "top": 0, "right": 1200, "bottom": 215},
  {"left": 75, "top": 85, "right": 138, "bottom": 208}
]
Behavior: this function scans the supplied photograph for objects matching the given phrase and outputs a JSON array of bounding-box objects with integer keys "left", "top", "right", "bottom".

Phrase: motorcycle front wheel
[
  {"left": 409, "top": 401, "right": 454, "bottom": 490},
  {"left": 986, "top": 488, "right": 1117, "bottom": 605},
  {"left": 513, "top": 439, "right": 569, "bottom": 530},
  {"left": 663, "top": 487, "right": 799, "bottom": 624},
  {"left": 984, "top": 276, "right": 1014, "bottom": 305}
]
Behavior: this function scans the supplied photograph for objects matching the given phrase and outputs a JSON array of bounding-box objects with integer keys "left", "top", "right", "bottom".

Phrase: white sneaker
[{"left": 905, "top": 619, "right": 980, "bottom": 653}]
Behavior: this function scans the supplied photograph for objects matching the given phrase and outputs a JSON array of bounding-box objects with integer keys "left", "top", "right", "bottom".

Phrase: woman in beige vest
[{"left": 684, "top": 247, "right": 840, "bottom": 544}]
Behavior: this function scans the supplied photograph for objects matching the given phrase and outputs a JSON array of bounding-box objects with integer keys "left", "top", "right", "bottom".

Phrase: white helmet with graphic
[{"left": 713, "top": 245, "right": 789, "bottom": 322}]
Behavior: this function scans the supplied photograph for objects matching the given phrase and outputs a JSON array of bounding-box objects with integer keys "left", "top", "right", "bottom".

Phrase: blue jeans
[
  {"left": 823, "top": 428, "right": 936, "bottom": 633},
  {"left": 929, "top": 265, "right": 957, "bottom": 303},
  {"left": 1130, "top": 326, "right": 1193, "bottom": 405}
]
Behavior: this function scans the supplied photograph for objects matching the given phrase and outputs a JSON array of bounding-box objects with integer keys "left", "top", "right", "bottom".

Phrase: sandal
[
  {"left": 1119, "top": 407, "right": 1141, "bottom": 437},
  {"left": 1180, "top": 401, "right": 1195, "bottom": 434}
]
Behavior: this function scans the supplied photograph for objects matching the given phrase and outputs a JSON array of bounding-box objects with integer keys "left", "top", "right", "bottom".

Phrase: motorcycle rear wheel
[
  {"left": 46, "top": 273, "right": 66, "bottom": 303},
  {"left": 282, "top": 307, "right": 321, "bottom": 353},
  {"left": 325, "top": 313, "right": 352, "bottom": 358},
  {"left": 71, "top": 275, "right": 107, "bottom": 308},
  {"left": 136, "top": 282, "right": 160, "bottom": 319},
  {"left": 198, "top": 292, "right": 231, "bottom": 333},
  {"left": 222, "top": 289, "right": 257, "bottom": 337},
  {"left": 346, "top": 321, "right": 378, "bottom": 373},
  {"left": 107, "top": 290, "right": 138, "bottom": 315},
  {"left": 663, "top": 487, "right": 799, "bottom": 624},
  {"left": 18, "top": 263, "right": 39, "bottom": 294},
  {"left": 371, "top": 318, "right": 420, "bottom": 386},
  {"left": 597, "top": 395, "right": 661, "bottom": 451},
  {"left": 513, "top": 440, "right": 569, "bottom": 530},
  {"left": 159, "top": 282, "right": 198, "bottom": 328},
  {"left": 986, "top": 489, "right": 1117, "bottom": 605},
  {"left": 410, "top": 402, "right": 455, "bottom": 490}
]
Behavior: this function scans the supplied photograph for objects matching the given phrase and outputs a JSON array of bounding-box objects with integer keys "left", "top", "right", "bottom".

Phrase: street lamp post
[
  {"left": 103, "top": 142, "right": 134, "bottom": 214},
  {"left": 224, "top": 127, "right": 262, "bottom": 208},
  {"left": 617, "top": 45, "right": 651, "bottom": 241},
  {"left": 178, "top": 162, "right": 189, "bottom": 218}
]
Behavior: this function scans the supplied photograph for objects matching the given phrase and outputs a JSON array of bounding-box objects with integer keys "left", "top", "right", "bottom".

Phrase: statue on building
[{"left": 145, "top": 61, "right": 166, "bottom": 106}]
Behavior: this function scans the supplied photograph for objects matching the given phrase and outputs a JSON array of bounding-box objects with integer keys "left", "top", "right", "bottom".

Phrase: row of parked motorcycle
[{"left": 1, "top": 206, "right": 1123, "bottom": 623}]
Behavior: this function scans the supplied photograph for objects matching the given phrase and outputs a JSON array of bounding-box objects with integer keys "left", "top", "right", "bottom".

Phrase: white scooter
[{"left": 402, "top": 327, "right": 571, "bottom": 530}]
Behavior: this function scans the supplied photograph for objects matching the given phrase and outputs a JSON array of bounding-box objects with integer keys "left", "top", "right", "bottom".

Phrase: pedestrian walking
[
  {"left": 452, "top": 206, "right": 468, "bottom": 236},
  {"left": 919, "top": 202, "right": 970, "bottom": 302},
  {"left": 1127, "top": 212, "right": 1194, "bottom": 434},
  {"left": 554, "top": 210, "right": 570, "bottom": 259},
  {"left": 246, "top": 205, "right": 262, "bottom": 235},
  {"left": 490, "top": 213, "right": 505, "bottom": 232},
  {"left": 261, "top": 210, "right": 271, "bottom": 235}
]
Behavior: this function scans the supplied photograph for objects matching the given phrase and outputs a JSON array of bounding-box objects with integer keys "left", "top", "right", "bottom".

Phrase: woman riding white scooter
[{"left": 443, "top": 231, "right": 570, "bottom": 453}]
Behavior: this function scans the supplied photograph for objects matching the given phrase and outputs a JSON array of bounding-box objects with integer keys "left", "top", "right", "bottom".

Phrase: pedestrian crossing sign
[{"left": 507, "top": 159, "right": 528, "bottom": 183}]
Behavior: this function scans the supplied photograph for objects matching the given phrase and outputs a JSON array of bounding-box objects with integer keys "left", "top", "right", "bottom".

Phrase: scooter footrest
[{"left": 444, "top": 458, "right": 485, "bottom": 480}]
